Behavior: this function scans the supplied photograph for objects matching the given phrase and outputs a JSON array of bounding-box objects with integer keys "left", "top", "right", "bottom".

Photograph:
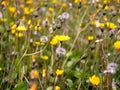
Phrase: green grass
[{"left": 0, "top": 0, "right": 120, "bottom": 90}]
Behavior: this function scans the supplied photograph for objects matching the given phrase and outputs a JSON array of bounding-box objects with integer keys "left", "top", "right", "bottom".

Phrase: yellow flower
[
  {"left": 24, "top": 7, "right": 30, "bottom": 14},
  {"left": 56, "top": 69, "right": 64, "bottom": 76},
  {"left": 0, "top": 67, "right": 2, "bottom": 71},
  {"left": 114, "top": 41, "right": 120, "bottom": 50},
  {"left": 106, "top": 22, "right": 117, "bottom": 29},
  {"left": 40, "top": 42, "right": 45, "bottom": 46},
  {"left": 103, "top": 0, "right": 110, "bottom": 4},
  {"left": 8, "top": 6, "right": 16, "bottom": 13},
  {"left": 89, "top": 75, "right": 100, "bottom": 85},
  {"left": 30, "top": 69, "right": 39, "bottom": 79},
  {"left": 0, "top": 18, "right": 7, "bottom": 22},
  {"left": 91, "top": 21, "right": 96, "bottom": 26},
  {"left": 1, "top": 1, "right": 7, "bottom": 6},
  {"left": 104, "top": 5, "right": 109, "bottom": 10},
  {"left": 11, "top": 24, "right": 17, "bottom": 34},
  {"left": 18, "top": 33, "right": 23, "bottom": 37},
  {"left": 11, "top": 24, "right": 17, "bottom": 30},
  {"left": 55, "top": 86, "right": 60, "bottom": 90},
  {"left": 16, "top": 24, "right": 26, "bottom": 31},
  {"left": 30, "top": 83, "right": 38, "bottom": 90},
  {"left": 32, "top": 54, "right": 37, "bottom": 62},
  {"left": 26, "top": 0, "right": 32, "bottom": 4},
  {"left": 103, "top": 15, "right": 107, "bottom": 21},
  {"left": 100, "top": 23, "right": 105, "bottom": 28},
  {"left": 62, "top": 3, "right": 67, "bottom": 9},
  {"left": 52, "top": 0, "right": 56, "bottom": 4},
  {"left": 29, "top": 24, "right": 33, "bottom": 29},
  {"left": 34, "top": 41, "right": 41, "bottom": 45},
  {"left": 89, "top": 14, "right": 95, "bottom": 20},
  {"left": 47, "top": 13, "right": 52, "bottom": 18},
  {"left": 50, "top": 38, "right": 58, "bottom": 45},
  {"left": 21, "top": 16, "right": 26, "bottom": 21},
  {"left": 42, "top": 69, "right": 46, "bottom": 78},
  {"left": 88, "top": 36, "right": 94, "bottom": 41},
  {"left": 54, "top": 35, "right": 70, "bottom": 42},
  {"left": 28, "top": 20, "right": 31, "bottom": 25},
  {"left": 15, "top": 33, "right": 24, "bottom": 37},
  {"left": 30, "top": 8, "right": 34, "bottom": 13},
  {"left": 49, "top": 7, "right": 54, "bottom": 12},
  {"left": 41, "top": 55, "right": 49, "bottom": 60},
  {"left": 24, "top": 7, "right": 33, "bottom": 15},
  {"left": 33, "top": 70, "right": 39, "bottom": 79},
  {"left": 74, "top": 0, "right": 79, "bottom": 4}
]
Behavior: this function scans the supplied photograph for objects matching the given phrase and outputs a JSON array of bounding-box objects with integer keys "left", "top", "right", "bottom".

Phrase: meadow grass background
[{"left": 0, "top": 0, "right": 120, "bottom": 90}]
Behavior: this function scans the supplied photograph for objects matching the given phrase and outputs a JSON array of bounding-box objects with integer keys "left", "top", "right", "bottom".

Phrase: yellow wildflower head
[
  {"left": 89, "top": 13, "right": 95, "bottom": 20},
  {"left": 34, "top": 41, "right": 40, "bottom": 45},
  {"left": 62, "top": 3, "right": 67, "bottom": 9},
  {"left": 103, "top": 0, "right": 110, "bottom": 4},
  {"left": 1, "top": 1, "right": 7, "bottom": 6},
  {"left": 16, "top": 23, "right": 27, "bottom": 32},
  {"left": 104, "top": 5, "right": 109, "bottom": 11},
  {"left": 0, "top": 67, "right": 2, "bottom": 71},
  {"left": 49, "top": 7, "right": 54, "bottom": 12},
  {"left": 100, "top": 23, "right": 105, "bottom": 28},
  {"left": 50, "top": 38, "right": 58, "bottom": 45},
  {"left": 74, "top": 0, "right": 79, "bottom": 4},
  {"left": 88, "top": 36, "right": 94, "bottom": 41},
  {"left": 56, "top": 69, "right": 64, "bottom": 76},
  {"left": 30, "top": 83, "right": 38, "bottom": 90},
  {"left": 34, "top": 41, "right": 45, "bottom": 46},
  {"left": 55, "top": 86, "right": 60, "bottom": 90},
  {"left": 11, "top": 24, "right": 17, "bottom": 34},
  {"left": 106, "top": 22, "right": 117, "bottom": 29},
  {"left": 26, "top": 0, "right": 32, "bottom": 4},
  {"left": 103, "top": 15, "right": 107, "bottom": 21},
  {"left": 32, "top": 54, "right": 37, "bottom": 62},
  {"left": 28, "top": 20, "right": 32, "bottom": 25},
  {"left": 52, "top": 0, "right": 56, "bottom": 4},
  {"left": 15, "top": 32, "right": 24, "bottom": 37},
  {"left": 114, "top": 41, "right": 120, "bottom": 50},
  {"left": 54, "top": 35, "right": 70, "bottom": 42},
  {"left": 42, "top": 69, "right": 46, "bottom": 78},
  {"left": 8, "top": 6, "right": 16, "bottom": 13},
  {"left": 41, "top": 55, "right": 49, "bottom": 60},
  {"left": 0, "top": 18, "right": 7, "bottom": 22},
  {"left": 30, "top": 69, "right": 39, "bottom": 79},
  {"left": 89, "top": 75, "right": 100, "bottom": 85}
]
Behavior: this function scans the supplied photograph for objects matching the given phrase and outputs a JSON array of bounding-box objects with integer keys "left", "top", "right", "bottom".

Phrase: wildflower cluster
[
  {"left": 0, "top": 0, "right": 120, "bottom": 90},
  {"left": 29, "top": 55, "right": 39, "bottom": 90}
]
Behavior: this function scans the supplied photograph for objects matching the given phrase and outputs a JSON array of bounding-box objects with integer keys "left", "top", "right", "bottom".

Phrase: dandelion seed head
[
  {"left": 56, "top": 47, "right": 66, "bottom": 56},
  {"left": 34, "top": 31, "right": 38, "bottom": 35},
  {"left": 40, "top": 36, "right": 48, "bottom": 43},
  {"left": 103, "top": 62, "right": 117, "bottom": 74},
  {"left": 62, "top": 12, "right": 70, "bottom": 19}
]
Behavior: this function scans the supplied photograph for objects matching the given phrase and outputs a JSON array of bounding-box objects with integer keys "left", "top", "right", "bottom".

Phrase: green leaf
[
  {"left": 46, "top": 86, "right": 53, "bottom": 90},
  {"left": 73, "top": 71, "right": 82, "bottom": 79},
  {"left": 66, "top": 79, "right": 73, "bottom": 87},
  {"left": 67, "top": 61, "right": 73, "bottom": 68},
  {"left": 0, "top": 25, "right": 4, "bottom": 32},
  {"left": 13, "top": 82, "right": 27, "bottom": 90}
]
